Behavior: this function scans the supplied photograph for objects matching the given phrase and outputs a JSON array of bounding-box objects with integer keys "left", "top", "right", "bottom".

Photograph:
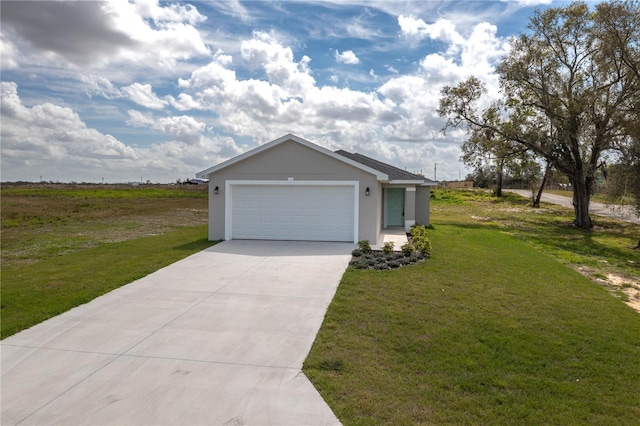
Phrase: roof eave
[{"left": 389, "top": 179, "right": 428, "bottom": 185}]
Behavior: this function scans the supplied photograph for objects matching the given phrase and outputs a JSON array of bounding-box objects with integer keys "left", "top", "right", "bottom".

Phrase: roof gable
[{"left": 196, "top": 134, "right": 388, "bottom": 180}]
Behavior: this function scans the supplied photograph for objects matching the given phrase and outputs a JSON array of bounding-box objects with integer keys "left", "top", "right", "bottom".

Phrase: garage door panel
[{"left": 230, "top": 184, "right": 355, "bottom": 242}]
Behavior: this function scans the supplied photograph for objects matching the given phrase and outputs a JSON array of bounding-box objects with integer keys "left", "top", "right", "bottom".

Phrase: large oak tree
[{"left": 438, "top": 1, "right": 640, "bottom": 228}]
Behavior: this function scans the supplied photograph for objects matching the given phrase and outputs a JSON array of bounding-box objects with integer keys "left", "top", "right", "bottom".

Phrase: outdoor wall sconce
[
  {"left": 365, "top": 187, "right": 370, "bottom": 196},
  {"left": 214, "top": 186, "right": 219, "bottom": 194}
]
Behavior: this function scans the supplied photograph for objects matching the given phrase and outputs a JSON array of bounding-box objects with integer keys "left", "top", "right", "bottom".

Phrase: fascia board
[{"left": 389, "top": 179, "right": 428, "bottom": 185}]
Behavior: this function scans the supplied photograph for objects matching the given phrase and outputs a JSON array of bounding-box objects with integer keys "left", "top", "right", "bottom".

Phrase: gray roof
[{"left": 335, "top": 150, "right": 432, "bottom": 183}]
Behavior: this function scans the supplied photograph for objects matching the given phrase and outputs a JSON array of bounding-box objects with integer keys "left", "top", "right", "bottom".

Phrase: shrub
[
  {"left": 388, "top": 261, "right": 401, "bottom": 268},
  {"left": 382, "top": 241, "right": 395, "bottom": 254},
  {"left": 400, "top": 242, "right": 415, "bottom": 257},
  {"left": 411, "top": 224, "right": 433, "bottom": 257},
  {"left": 349, "top": 259, "right": 368, "bottom": 269},
  {"left": 357, "top": 239, "right": 372, "bottom": 254},
  {"left": 351, "top": 248, "right": 363, "bottom": 257},
  {"left": 415, "top": 239, "right": 432, "bottom": 257},
  {"left": 366, "top": 257, "right": 378, "bottom": 267}
]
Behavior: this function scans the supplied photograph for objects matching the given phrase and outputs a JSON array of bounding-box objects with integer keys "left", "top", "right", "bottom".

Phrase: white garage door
[{"left": 230, "top": 184, "right": 355, "bottom": 242}]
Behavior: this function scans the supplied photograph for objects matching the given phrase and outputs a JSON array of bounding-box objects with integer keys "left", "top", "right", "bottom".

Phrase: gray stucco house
[{"left": 196, "top": 134, "right": 436, "bottom": 244}]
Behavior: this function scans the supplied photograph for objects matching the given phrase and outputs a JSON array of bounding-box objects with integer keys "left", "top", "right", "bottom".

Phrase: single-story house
[{"left": 196, "top": 134, "right": 436, "bottom": 244}]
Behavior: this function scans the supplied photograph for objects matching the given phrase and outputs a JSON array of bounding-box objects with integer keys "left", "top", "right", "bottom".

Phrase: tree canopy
[{"left": 438, "top": 0, "right": 640, "bottom": 229}]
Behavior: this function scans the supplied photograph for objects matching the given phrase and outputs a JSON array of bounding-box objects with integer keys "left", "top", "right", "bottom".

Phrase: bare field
[{"left": 1, "top": 183, "right": 209, "bottom": 267}]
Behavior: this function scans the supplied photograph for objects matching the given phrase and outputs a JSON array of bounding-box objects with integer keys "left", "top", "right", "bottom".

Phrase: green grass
[
  {"left": 1, "top": 184, "right": 209, "bottom": 266},
  {"left": 1, "top": 184, "right": 208, "bottom": 199},
  {"left": 304, "top": 189, "right": 640, "bottom": 425},
  {"left": 1, "top": 224, "right": 217, "bottom": 338},
  {"left": 1, "top": 183, "right": 215, "bottom": 338}
]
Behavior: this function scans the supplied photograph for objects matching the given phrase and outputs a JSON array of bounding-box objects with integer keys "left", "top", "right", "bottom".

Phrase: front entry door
[{"left": 386, "top": 188, "right": 405, "bottom": 227}]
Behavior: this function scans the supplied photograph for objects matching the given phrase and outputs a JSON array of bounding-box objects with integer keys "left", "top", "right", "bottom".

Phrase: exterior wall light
[
  {"left": 214, "top": 186, "right": 219, "bottom": 194},
  {"left": 365, "top": 187, "right": 370, "bottom": 196}
]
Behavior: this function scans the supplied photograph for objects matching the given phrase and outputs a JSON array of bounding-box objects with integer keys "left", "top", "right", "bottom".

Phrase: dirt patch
[
  {"left": 576, "top": 266, "right": 640, "bottom": 313},
  {"left": 607, "top": 273, "right": 640, "bottom": 312}
]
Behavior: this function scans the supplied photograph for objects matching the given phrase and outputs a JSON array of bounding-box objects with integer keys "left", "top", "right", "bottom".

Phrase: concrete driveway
[{"left": 1, "top": 240, "right": 353, "bottom": 425}]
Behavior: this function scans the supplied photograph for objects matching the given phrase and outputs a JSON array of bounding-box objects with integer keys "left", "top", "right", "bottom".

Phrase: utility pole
[{"left": 434, "top": 163, "right": 437, "bottom": 181}]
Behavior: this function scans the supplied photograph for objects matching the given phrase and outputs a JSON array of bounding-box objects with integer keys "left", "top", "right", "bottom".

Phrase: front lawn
[
  {"left": 304, "top": 190, "right": 640, "bottom": 425},
  {"left": 1, "top": 184, "right": 216, "bottom": 338},
  {"left": 1, "top": 225, "right": 217, "bottom": 338}
]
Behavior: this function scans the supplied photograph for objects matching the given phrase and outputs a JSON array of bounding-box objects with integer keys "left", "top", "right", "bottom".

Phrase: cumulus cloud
[
  {"left": 1, "top": 34, "right": 20, "bottom": 69},
  {"left": 167, "top": 93, "right": 201, "bottom": 111},
  {"left": 122, "top": 83, "right": 168, "bottom": 110},
  {"left": 80, "top": 74, "right": 124, "bottom": 99},
  {"left": 162, "top": 23, "right": 508, "bottom": 181},
  {"left": 0, "top": 82, "right": 242, "bottom": 182},
  {"left": 1, "top": 81, "right": 135, "bottom": 159},
  {"left": 0, "top": 0, "right": 209, "bottom": 68},
  {"left": 377, "top": 18, "right": 508, "bottom": 146},
  {"left": 127, "top": 110, "right": 206, "bottom": 145},
  {"left": 175, "top": 32, "right": 398, "bottom": 142},
  {"left": 240, "top": 31, "right": 316, "bottom": 97},
  {"left": 134, "top": 0, "right": 206, "bottom": 25},
  {"left": 398, "top": 15, "right": 465, "bottom": 47},
  {"left": 335, "top": 50, "right": 360, "bottom": 65},
  {"left": 1, "top": 3, "right": 515, "bottom": 183}
]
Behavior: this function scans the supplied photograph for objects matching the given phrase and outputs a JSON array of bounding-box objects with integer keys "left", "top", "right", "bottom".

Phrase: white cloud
[
  {"left": 1, "top": 34, "right": 20, "bottom": 69},
  {"left": 167, "top": 93, "right": 201, "bottom": 111},
  {"left": 167, "top": 24, "right": 507, "bottom": 179},
  {"left": 134, "top": 0, "right": 207, "bottom": 25},
  {"left": 127, "top": 110, "right": 206, "bottom": 145},
  {"left": 398, "top": 15, "right": 465, "bottom": 46},
  {"left": 335, "top": 50, "right": 360, "bottom": 65},
  {"left": 1, "top": 81, "right": 137, "bottom": 167},
  {"left": 81, "top": 74, "right": 123, "bottom": 99},
  {"left": 0, "top": 82, "right": 242, "bottom": 182},
  {"left": 240, "top": 31, "right": 316, "bottom": 97},
  {"left": 1, "top": 3, "right": 517, "bottom": 183},
  {"left": 205, "top": 0, "right": 251, "bottom": 22},
  {"left": 122, "top": 83, "right": 167, "bottom": 110}
]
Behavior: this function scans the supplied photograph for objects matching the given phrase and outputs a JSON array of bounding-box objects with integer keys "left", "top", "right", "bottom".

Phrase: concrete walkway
[
  {"left": 507, "top": 189, "right": 640, "bottom": 224},
  {"left": 373, "top": 228, "right": 408, "bottom": 251},
  {"left": 1, "top": 240, "right": 353, "bottom": 425}
]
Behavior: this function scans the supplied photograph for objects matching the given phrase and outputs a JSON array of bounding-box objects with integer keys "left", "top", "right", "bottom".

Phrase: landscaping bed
[{"left": 349, "top": 225, "right": 432, "bottom": 270}]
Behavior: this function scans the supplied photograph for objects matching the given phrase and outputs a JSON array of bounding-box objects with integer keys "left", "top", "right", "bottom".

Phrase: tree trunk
[
  {"left": 572, "top": 175, "right": 593, "bottom": 229},
  {"left": 495, "top": 159, "right": 504, "bottom": 197},
  {"left": 533, "top": 163, "right": 551, "bottom": 208}
]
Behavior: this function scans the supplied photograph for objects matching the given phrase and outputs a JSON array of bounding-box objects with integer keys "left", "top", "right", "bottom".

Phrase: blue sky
[{"left": 1, "top": 0, "right": 578, "bottom": 183}]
